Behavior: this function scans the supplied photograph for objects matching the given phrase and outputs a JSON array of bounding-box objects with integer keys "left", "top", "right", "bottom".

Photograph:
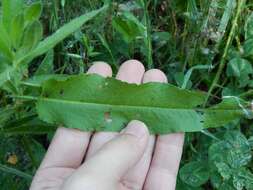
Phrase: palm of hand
[{"left": 30, "top": 60, "right": 184, "bottom": 190}]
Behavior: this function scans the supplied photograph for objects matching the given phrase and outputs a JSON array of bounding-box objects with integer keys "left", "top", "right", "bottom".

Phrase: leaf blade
[
  {"left": 35, "top": 74, "right": 250, "bottom": 134},
  {"left": 17, "top": 5, "right": 108, "bottom": 65}
]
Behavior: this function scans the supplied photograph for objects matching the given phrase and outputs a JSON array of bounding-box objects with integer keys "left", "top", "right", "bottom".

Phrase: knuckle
[
  {"left": 122, "top": 179, "right": 143, "bottom": 190},
  {"left": 119, "top": 134, "right": 142, "bottom": 152}
]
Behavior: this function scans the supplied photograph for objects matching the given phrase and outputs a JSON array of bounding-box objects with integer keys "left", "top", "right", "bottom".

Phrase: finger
[
  {"left": 115, "top": 59, "right": 145, "bottom": 84},
  {"left": 62, "top": 121, "right": 149, "bottom": 189},
  {"left": 86, "top": 59, "right": 145, "bottom": 158},
  {"left": 142, "top": 69, "right": 168, "bottom": 83},
  {"left": 144, "top": 135, "right": 184, "bottom": 189},
  {"left": 39, "top": 62, "right": 112, "bottom": 169},
  {"left": 121, "top": 69, "right": 168, "bottom": 189},
  {"left": 39, "top": 128, "right": 91, "bottom": 169},
  {"left": 143, "top": 69, "right": 184, "bottom": 190},
  {"left": 87, "top": 61, "right": 113, "bottom": 77}
]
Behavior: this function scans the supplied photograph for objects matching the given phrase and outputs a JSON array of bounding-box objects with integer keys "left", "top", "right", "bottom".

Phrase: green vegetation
[
  {"left": 30, "top": 74, "right": 249, "bottom": 134},
  {"left": 0, "top": 0, "right": 253, "bottom": 189}
]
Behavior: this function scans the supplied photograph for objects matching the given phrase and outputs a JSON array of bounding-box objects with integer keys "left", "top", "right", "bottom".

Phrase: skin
[{"left": 30, "top": 60, "right": 184, "bottom": 190}]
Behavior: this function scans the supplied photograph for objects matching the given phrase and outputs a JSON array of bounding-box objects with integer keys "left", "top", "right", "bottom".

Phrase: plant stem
[
  {"left": 239, "top": 89, "right": 253, "bottom": 98},
  {"left": 11, "top": 95, "right": 38, "bottom": 101},
  {"left": 143, "top": 0, "right": 153, "bottom": 69},
  {"left": 204, "top": 0, "right": 245, "bottom": 106}
]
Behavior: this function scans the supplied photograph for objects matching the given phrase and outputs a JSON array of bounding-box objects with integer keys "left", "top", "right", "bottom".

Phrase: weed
[{"left": 0, "top": 0, "right": 253, "bottom": 189}]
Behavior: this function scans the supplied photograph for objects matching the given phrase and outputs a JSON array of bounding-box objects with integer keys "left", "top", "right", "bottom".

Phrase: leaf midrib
[{"left": 38, "top": 97, "right": 245, "bottom": 112}]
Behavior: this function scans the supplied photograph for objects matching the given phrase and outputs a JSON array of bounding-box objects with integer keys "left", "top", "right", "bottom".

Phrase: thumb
[{"left": 79, "top": 120, "right": 149, "bottom": 180}]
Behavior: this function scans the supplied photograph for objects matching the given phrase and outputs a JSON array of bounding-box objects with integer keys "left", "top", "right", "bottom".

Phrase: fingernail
[
  {"left": 122, "top": 120, "right": 149, "bottom": 138},
  {"left": 142, "top": 69, "right": 168, "bottom": 84}
]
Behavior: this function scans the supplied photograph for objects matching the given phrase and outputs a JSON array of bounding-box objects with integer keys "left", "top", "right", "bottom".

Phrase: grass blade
[
  {"left": 0, "top": 164, "right": 32, "bottom": 180},
  {"left": 17, "top": 5, "right": 108, "bottom": 65}
]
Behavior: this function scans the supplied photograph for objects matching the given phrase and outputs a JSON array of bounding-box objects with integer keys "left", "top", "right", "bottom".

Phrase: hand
[{"left": 30, "top": 60, "right": 184, "bottom": 190}]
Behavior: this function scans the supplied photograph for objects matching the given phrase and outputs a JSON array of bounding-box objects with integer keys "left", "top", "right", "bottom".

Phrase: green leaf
[
  {"left": 0, "top": 22, "right": 12, "bottom": 59},
  {"left": 223, "top": 168, "right": 253, "bottom": 190},
  {"left": 225, "top": 131, "right": 252, "bottom": 168},
  {"left": 219, "top": 183, "right": 236, "bottom": 190},
  {"left": 0, "top": 65, "right": 15, "bottom": 88},
  {"left": 0, "top": 173, "right": 28, "bottom": 190},
  {"left": 61, "top": 0, "right": 66, "bottom": 7},
  {"left": 30, "top": 138, "right": 46, "bottom": 167},
  {"left": 3, "top": 125, "right": 56, "bottom": 135},
  {"left": 215, "top": 162, "right": 232, "bottom": 180},
  {"left": 2, "top": 115, "right": 56, "bottom": 135},
  {"left": 24, "top": 1, "right": 43, "bottom": 23},
  {"left": 210, "top": 171, "right": 224, "bottom": 189},
  {"left": 17, "top": 5, "right": 108, "bottom": 65},
  {"left": 238, "top": 74, "right": 251, "bottom": 88},
  {"left": 35, "top": 50, "right": 54, "bottom": 75},
  {"left": 112, "top": 12, "right": 145, "bottom": 43},
  {"left": 23, "top": 74, "right": 68, "bottom": 87},
  {"left": 245, "top": 12, "right": 253, "bottom": 40},
  {"left": 243, "top": 169, "right": 253, "bottom": 190},
  {"left": 10, "top": 13, "right": 25, "bottom": 49},
  {"left": 233, "top": 168, "right": 247, "bottom": 190},
  {"left": 0, "top": 60, "right": 25, "bottom": 90},
  {"left": 122, "top": 11, "right": 146, "bottom": 34},
  {"left": 112, "top": 17, "right": 135, "bottom": 43},
  {"left": 209, "top": 141, "right": 228, "bottom": 168},
  {"left": 182, "top": 65, "right": 212, "bottom": 89},
  {"left": 0, "top": 107, "right": 14, "bottom": 127},
  {"left": 179, "top": 161, "right": 210, "bottom": 187},
  {"left": 0, "top": 164, "right": 32, "bottom": 181},
  {"left": 243, "top": 38, "right": 253, "bottom": 57},
  {"left": 34, "top": 74, "right": 250, "bottom": 134},
  {"left": 152, "top": 31, "right": 171, "bottom": 45},
  {"left": 36, "top": 74, "right": 204, "bottom": 134},
  {"left": 214, "top": 0, "right": 236, "bottom": 42},
  {"left": 22, "top": 138, "right": 46, "bottom": 168},
  {"left": 225, "top": 57, "right": 253, "bottom": 88},
  {"left": 19, "top": 21, "right": 43, "bottom": 53},
  {"left": 226, "top": 58, "right": 253, "bottom": 78},
  {"left": 248, "top": 136, "right": 253, "bottom": 148},
  {"left": 174, "top": 72, "right": 192, "bottom": 89},
  {"left": 222, "top": 85, "right": 244, "bottom": 97},
  {"left": 209, "top": 131, "right": 252, "bottom": 169},
  {"left": 2, "top": 0, "right": 24, "bottom": 32},
  {"left": 97, "top": 34, "right": 116, "bottom": 67},
  {"left": 176, "top": 179, "right": 204, "bottom": 190},
  {"left": 203, "top": 97, "right": 252, "bottom": 129}
]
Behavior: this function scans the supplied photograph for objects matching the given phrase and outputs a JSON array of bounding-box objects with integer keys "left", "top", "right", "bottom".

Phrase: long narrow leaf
[
  {"left": 0, "top": 164, "right": 32, "bottom": 180},
  {"left": 35, "top": 74, "right": 251, "bottom": 134},
  {"left": 3, "top": 125, "right": 56, "bottom": 135},
  {"left": 17, "top": 5, "right": 108, "bottom": 65}
]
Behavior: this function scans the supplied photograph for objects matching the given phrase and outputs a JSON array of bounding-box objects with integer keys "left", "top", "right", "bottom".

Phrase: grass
[{"left": 1, "top": 0, "right": 253, "bottom": 189}]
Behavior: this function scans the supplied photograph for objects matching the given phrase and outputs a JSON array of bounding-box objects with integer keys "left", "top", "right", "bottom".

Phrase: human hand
[{"left": 30, "top": 60, "right": 184, "bottom": 190}]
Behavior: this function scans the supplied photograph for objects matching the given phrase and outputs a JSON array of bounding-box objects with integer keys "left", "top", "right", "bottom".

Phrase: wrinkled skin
[{"left": 30, "top": 60, "right": 184, "bottom": 190}]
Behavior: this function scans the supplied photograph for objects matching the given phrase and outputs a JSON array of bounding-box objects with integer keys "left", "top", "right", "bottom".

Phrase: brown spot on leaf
[
  {"left": 7, "top": 154, "right": 18, "bottom": 165},
  {"left": 44, "top": 93, "right": 49, "bottom": 98},
  {"left": 104, "top": 112, "right": 112, "bottom": 123},
  {"left": 59, "top": 89, "right": 64, "bottom": 95}
]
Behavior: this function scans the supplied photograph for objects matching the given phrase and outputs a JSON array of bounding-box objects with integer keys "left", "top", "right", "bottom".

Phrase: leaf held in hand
[{"left": 35, "top": 74, "right": 252, "bottom": 134}]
